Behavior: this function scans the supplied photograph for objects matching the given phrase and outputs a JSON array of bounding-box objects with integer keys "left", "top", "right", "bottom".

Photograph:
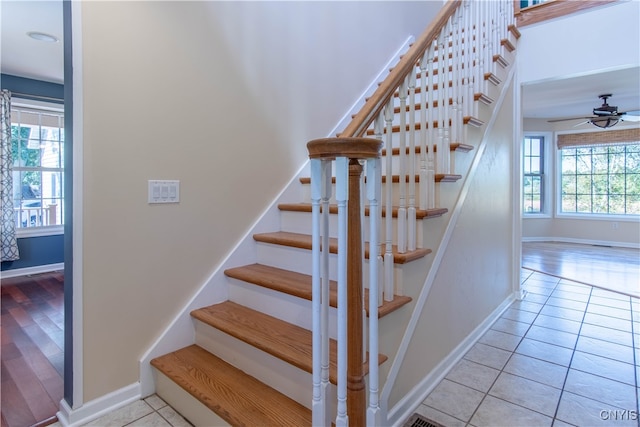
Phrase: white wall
[
  {"left": 518, "top": 1, "right": 640, "bottom": 84},
  {"left": 77, "top": 0, "right": 442, "bottom": 403},
  {"left": 519, "top": 1, "right": 640, "bottom": 248}
]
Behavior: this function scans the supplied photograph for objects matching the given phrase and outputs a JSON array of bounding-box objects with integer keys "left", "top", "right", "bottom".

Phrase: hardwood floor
[
  {"left": 1, "top": 271, "right": 64, "bottom": 427},
  {"left": 522, "top": 241, "right": 640, "bottom": 298}
]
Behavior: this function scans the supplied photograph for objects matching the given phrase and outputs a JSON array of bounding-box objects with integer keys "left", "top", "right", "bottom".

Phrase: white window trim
[
  {"left": 11, "top": 99, "right": 65, "bottom": 236},
  {"left": 522, "top": 131, "right": 552, "bottom": 218}
]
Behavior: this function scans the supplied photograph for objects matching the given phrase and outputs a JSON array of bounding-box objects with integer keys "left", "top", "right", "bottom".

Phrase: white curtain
[{"left": 1, "top": 89, "right": 19, "bottom": 261}]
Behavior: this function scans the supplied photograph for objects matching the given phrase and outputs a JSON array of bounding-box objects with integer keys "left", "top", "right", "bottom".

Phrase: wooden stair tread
[
  {"left": 190, "top": 301, "right": 387, "bottom": 385},
  {"left": 151, "top": 345, "right": 312, "bottom": 427},
  {"left": 225, "top": 263, "right": 412, "bottom": 318},
  {"left": 278, "top": 202, "right": 448, "bottom": 220},
  {"left": 253, "top": 231, "right": 431, "bottom": 264},
  {"left": 299, "top": 174, "right": 462, "bottom": 185}
]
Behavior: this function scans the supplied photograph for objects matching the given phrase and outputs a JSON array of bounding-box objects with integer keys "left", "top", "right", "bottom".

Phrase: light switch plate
[{"left": 148, "top": 180, "right": 180, "bottom": 204}]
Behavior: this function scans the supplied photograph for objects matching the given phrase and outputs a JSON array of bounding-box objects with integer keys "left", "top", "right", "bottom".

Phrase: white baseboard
[
  {"left": 522, "top": 236, "right": 640, "bottom": 249},
  {"left": 56, "top": 383, "right": 141, "bottom": 427},
  {"left": 387, "top": 293, "right": 516, "bottom": 427},
  {"left": 0, "top": 262, "right": 64, "bottom": 281}
]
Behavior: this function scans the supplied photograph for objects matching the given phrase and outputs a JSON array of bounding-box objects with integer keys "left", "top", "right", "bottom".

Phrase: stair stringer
[
  {"left": 380, "top": 65, "right": 519, "bottom": 426},
  {"left": 138, "top": 37, "right": 415, "bottom": 399}
]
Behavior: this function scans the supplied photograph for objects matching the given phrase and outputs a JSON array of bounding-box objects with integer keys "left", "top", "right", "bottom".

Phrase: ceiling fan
[{"left": 548, "top": 94, "right": 640, "bottom": 129}]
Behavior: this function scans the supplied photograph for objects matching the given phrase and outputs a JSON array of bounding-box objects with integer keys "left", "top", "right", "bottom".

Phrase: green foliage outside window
[{"left": 560, "top": 144, "right": 640, "bottom": 215}]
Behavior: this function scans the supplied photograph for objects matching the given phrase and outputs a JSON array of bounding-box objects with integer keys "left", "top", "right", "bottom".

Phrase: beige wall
[
  {"left": 78, "top": 0, "right": 441, "bottom": 403},
  {"left": 388, "top": 81, "right": 516, "bottom": 406}
]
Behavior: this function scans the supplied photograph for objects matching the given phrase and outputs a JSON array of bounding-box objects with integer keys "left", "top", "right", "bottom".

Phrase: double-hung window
[
  {"left": 558, "top": 128, "right": 640, "bottom": 216},
  {"left": 11, "top": 101, "right": 64, "bottom": 235},
  {"left": 523, "top": 134, "right": 547, "bottom": 214}
]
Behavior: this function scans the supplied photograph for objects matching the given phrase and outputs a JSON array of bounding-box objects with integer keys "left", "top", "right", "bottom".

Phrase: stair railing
[{"left": 307, "top": 0, "right": 515, "bottom": 425}]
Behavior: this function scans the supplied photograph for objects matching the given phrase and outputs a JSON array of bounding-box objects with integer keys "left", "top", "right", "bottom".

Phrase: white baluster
[
  {"left": 366, "top": 155, "right": 381, "bottom": 427},
  {"left": 438, "top": 23, "right": 447, "bottom": 176},
  {"left": 373, "top": 113, "right": 385, "bottom": 306},
  {"left": 320, "top": 159, "right": 332, "bottom": 424},
  {"left": 451, "top": 10, "right": 460, "bottom": 175},
  {"left": 397, "top": 76, "right": 408, "bottom": 254},
  {"left": 418, "top": 51, "right": 428, "bottom": 211},
  {"left": 407, "top": 71, "right": 417, "bottom": 251},
  {"left": 335, "top": 156, "right": 349, "bottom": 427},
  {"left": 383, "top": 101, "right": 394, "bottom": 302},
  {"left": 444, "top": 17, "right": 452, "bottom": 175},
  {"left": 310, "top": 159, "right": 325, "bottom": 427},
  {"left": 462, "top": 0, "right": 471, "bottom": 121},
  {"left": 427, "top": 44, "right": 436, "bottom": 210}
]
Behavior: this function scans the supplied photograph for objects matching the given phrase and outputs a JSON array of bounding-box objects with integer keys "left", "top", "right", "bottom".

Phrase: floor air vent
[{"left": 404, "top": 413, "right": 445, "bottom": 427}]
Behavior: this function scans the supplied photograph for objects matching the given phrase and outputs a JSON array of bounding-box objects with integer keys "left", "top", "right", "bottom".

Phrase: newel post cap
[{"left": 307, "top": 137, "right": 382, "bottom": 160}]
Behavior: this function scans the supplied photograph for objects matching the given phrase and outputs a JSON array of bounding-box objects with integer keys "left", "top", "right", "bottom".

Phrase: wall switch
[{"left": 148, "top": 180, "right": 180, "bottom": 204}]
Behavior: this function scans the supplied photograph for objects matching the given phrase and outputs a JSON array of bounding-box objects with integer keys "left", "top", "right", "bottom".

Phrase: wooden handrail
[{"left": 340, "top": 0, "right": 461, "bottom": 139}]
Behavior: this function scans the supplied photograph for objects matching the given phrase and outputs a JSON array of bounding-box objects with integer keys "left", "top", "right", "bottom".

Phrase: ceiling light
[
  {"left": 27, "top": 31, "right": 59, "bottom": 43},
  {"left": 590, "top": 117, "right": 619, "bottom": 129}
]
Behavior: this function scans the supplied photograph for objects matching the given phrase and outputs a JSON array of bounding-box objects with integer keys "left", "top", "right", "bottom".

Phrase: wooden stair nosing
[
  {"left": 278, "top": 202, "right": 448, "bottom": 220},
  {"left": 190, "top": 301, "right": 387, "bottom": 385},
  {"left": 508, "top": 24, "right": 522, "bottom": 39},
  {"left": 299, "top": 174, "right": 462, "bottom": 185},
  {"left": 151, "top": 345, "right": 312, "bottom": 427},
  {"left": 224, "top": 263, "right": 412, "bottom": 318},
  {"left": 253, "top": 231, "right": 431, "bottom": 264}
]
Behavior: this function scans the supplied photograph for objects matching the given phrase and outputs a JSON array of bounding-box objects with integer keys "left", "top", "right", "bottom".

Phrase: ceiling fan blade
[
  {"left": 547, "top": 116, "right": 595, "bottom": 123},
  {"left": 573, "top": 120, "right": 591, "bottom": 127},
  {"left": 620, "top": 114, "right": 640, "bottom": 122}
]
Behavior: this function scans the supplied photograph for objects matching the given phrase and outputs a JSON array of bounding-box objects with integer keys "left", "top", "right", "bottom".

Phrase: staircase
[{"left": 150, "top": 1, "right": 520, "bottom": 425}]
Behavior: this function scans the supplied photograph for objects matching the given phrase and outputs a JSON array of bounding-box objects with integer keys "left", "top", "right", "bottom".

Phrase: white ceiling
[
  {"left": 522, "top": 67, "right": 640, "bottom": 121},
  {"left": 1, "top": 1, "right": 639, "bottom": 121},
  {"left": 1, "top": 1, "right": 64, "bottom": 84}
]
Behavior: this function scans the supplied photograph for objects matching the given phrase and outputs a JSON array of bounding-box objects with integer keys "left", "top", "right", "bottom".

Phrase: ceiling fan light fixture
[{"left": 590, "top": 117, "right": 619, "bottom": 129}]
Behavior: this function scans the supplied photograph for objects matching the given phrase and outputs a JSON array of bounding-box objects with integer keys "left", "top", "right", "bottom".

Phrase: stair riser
[
  {"left": 155, "top": 372, "right": 230, "bottom": 427},
  {"left": 194, "top": 319, "right": 332, "bottom": 409},
  {"left": 255, "top": 240, "right": 413, "bottom": 294},
  {"left": 279, "top": 210, "right": 426, "bottom": 247},
  {"left": 227, "top": 276, "right": 339, "bottom": 336}
]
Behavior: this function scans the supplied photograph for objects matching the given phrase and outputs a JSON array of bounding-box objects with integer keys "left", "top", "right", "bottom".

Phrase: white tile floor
[
  {"left": 54, "top": 268, "right": 639, "bottom": 427},
  {"left": 414, "top": 268, "right": 640, "bottom": 427},
  {"left": 50, "top": 395, "right": 192, "bottom": 427}
]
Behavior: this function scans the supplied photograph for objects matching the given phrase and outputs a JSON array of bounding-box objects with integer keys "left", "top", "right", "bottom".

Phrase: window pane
[
  {"left": 627, "top": 195, "right": 640, "bottom": 214},
  {"left": 576, "top": 152, "right": 592, "bottom": 173},
  {"left": 562, "top": 197, "right": 576, "bottom": 212},
  {"left": 576, "top": 195, "right": 592, "bottom": 212},
  {"left": 609, "top": 195, "right": 625, "bottom": 214},
  {"left": 562, "top": 154, "right": 576, "bottom": 174}
]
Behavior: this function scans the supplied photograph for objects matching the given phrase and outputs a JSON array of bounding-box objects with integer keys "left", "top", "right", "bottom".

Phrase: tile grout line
[
  {"left": 462, "top": 272, "right": 561, "bottom": 426},
  {"left": 549, "top": 283, "right": 593, "bottom": 425}
]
